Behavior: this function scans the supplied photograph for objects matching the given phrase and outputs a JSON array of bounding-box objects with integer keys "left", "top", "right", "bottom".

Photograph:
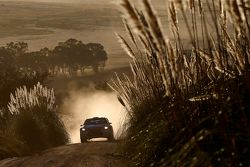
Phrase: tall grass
[
  {"left": 0, "top": 83, "right": 69, "bottom": 159},
  {"left": 111, "top": 0, "right": 250, "bottom": 166}
]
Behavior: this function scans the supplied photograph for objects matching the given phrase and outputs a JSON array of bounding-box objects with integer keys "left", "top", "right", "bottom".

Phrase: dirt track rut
[{"left": 0, "top": 142, "right": 127, "bottom": 167}]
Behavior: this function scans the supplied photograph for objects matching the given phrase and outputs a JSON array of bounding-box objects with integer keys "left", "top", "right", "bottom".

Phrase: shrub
[
  {"left": 112, "top": 0, "right": 250, "bottom": 166},
  {"left": 0, "top": 83, "right": 69, "bottom": 159}
]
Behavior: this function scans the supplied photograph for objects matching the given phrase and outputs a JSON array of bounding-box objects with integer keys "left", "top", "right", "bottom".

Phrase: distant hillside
[
  {"left": 0, "top": 1, "right": 121, "bottom": 38},
  {"left": 0, "top": 0, "right": 114, "bottom": 5},
  {"left": 0, "top": 0, "right": 131, "bottom": 69}
]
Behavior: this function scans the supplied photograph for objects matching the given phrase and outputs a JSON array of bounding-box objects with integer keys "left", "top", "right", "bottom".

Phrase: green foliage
[{"left": 112, "top": 0, "right": 250, "bottom": 166}]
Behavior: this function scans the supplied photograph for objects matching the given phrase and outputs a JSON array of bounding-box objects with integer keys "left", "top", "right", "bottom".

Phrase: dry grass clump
[
  {"left": 8, "top": 82, "right": 56, "bottom": 114},
  {"left": 112, "top": 0, "right": 250, "bottom": 166},
  {"left": 0, "top": 83, "right": 69, "bottom": 159}
]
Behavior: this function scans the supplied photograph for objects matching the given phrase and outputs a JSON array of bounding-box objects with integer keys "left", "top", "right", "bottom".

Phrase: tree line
[{"left": 0, "top": 38, "right": 108, "bottom": 76}]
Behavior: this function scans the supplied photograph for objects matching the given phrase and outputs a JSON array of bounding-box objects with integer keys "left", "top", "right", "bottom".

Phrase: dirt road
[{"left": 0, "top": 142, "right": 127, "bottom": 167}]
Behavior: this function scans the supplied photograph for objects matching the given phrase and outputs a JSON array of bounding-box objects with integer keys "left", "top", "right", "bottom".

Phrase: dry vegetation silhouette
[
  {"left": 0, "top": 82, "right": 69, "bottom": 159},
  {"left": 111, "top": 0, "right": 250, "bottom": 166},
  {"left": 0, "top": 0, "right": 250, "bottom": 166}
]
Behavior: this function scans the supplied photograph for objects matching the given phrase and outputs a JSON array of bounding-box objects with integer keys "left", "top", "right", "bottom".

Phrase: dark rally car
[{"left": 80, "top": 117, "right": 114, "bottom": 142}]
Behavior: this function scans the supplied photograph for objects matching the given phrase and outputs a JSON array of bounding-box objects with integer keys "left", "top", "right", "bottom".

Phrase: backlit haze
[{"left": 0, "top": 0, "right": 163, "bottom": 142}]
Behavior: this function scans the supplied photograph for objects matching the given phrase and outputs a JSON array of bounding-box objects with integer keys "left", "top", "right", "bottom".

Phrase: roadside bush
[
  {"left": 0, "top": 134, "right": 29, "bottom": 159},
  {"left": 0, "top": 83, "right": 69, "bottom": 159},
  {"left": 0, "top": 67, "right": 49, "bottom": 159},
  {"left": 0, "top": 66, "right": 48, "bottom": 107},
  {"left": 112, "top": 0, "right": 250, "bottom": 166}
]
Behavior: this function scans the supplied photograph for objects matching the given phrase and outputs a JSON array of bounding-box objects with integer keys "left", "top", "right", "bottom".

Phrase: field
[
  {"left": 0, "top": 1, "right": 215, "bottom": 69},
  {"left": 0, "top": 1, "right": 131, "bottom": 69},
  {"left": 0, "top": 1, "right": 122, "bottom": 36}
]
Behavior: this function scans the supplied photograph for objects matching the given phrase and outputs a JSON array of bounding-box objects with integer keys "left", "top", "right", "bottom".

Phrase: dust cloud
[{"left": 60, "top": 87, "right": 127, "bottom": 143}]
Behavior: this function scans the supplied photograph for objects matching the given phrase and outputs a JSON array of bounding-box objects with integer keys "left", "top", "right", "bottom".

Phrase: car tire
[
  {"left": 81, "top": 137, "right": 87, "bottom": 143},
  {"left": 108, "top": 136, "right": 115, "bottom": 142}
]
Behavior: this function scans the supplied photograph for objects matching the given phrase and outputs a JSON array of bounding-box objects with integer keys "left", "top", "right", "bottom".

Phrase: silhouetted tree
[
  {"left": 0, "top": 39, "right": 108, "bottom": 76},
  {"left": 86, "top": 43, "right": 107, "bottom": 72},
  {"left": 6, "top": 42, "right": 28, "bottom": 57},
  {"left": 51, "top": 39, "right": 108, "bottom": 74}
]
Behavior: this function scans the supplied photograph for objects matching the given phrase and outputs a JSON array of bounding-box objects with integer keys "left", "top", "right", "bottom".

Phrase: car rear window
[{"left": 84, "top": 118, "right": 108, "bottom": 125}]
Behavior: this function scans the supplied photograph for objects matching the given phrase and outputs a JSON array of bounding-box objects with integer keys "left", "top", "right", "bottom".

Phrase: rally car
[{"left": 80, "top": 117, "right": 114, "bottom": 142}]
